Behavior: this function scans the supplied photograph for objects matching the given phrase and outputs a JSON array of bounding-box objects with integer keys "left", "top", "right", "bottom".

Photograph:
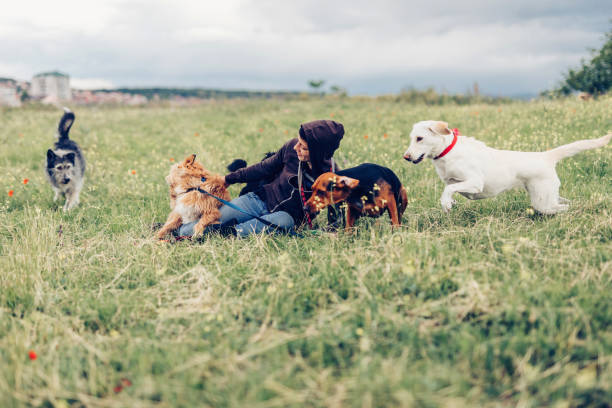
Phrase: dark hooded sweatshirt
[{"left": 225, "top": 120, "right": 344, "bottom": 225}]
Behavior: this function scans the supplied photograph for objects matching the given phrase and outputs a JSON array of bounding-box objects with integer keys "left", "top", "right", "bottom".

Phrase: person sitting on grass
[{"left": 177, "top": 119, "right": 345, "bottom": 238}]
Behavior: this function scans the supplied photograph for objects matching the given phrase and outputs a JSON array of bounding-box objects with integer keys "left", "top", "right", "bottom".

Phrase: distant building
[
  {"left": 30, "top": 71, "right": 71, "bottom": 101},
  {"left": 0, "top": 78, "right": 21, "bottom": 107}
]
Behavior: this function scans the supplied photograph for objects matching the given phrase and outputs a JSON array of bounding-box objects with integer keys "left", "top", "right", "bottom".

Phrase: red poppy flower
[
  {"left": 28, "top": 350, "right": 37, "bottom": 360},
  {"left": 8, "top": 190, "right": 14, "bottom": 197},
  {"left": 113, "top": 385, "right": 123, "bottom": 393},
  {"left": 23, "top": 179, "right": 29, "bottom": 185},
  {"left": 364, "top": 135, "right": 369, "bottom": 140},
  {"left": 131, "top": 170, "right": 136, "bottom": 175}
]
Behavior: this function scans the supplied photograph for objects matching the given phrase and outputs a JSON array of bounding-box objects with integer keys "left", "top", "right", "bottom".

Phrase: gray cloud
[{"left": 1, "top": 0, "right": 610, "bottom": 95}]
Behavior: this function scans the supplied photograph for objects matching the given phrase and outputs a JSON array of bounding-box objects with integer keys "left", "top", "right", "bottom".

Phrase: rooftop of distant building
[{"left": 33, "top": 71, "right": 69, "bottom": 78}]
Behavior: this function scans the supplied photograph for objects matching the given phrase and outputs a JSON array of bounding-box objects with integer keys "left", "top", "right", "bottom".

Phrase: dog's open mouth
[{"left": 411, "top": 154, "right": 425, "bottom": 164}]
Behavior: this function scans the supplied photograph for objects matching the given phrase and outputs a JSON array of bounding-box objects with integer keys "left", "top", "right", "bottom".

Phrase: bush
[{"left": 550, "top": 27, "right": 612, "bottom": 97}]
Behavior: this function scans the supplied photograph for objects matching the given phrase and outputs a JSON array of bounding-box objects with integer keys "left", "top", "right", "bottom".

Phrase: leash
[
  {"left": 298, "top": 161, "right": 314, "bottom": 229},
  {"left": 298, "top": 158, "right": 336, "bottom": 229},
  {"left": 188, "top": 177, "right": 298, "bottom": 235},
  {"left": 434, "top": 128, "right": 460, "bottom": 160}
]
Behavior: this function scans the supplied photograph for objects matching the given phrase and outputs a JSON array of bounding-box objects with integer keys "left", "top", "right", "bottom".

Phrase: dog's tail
[
  {"left": 227, "top": 153, "right": 275, "bottom": 172},
  {"left": 57, "top": 108, "right": 75, "bottom": 142},
  {"left": 546, "top": 133, "right": 611, "bottom": 163},
  {"left": 227, "top": 159, "right": 247, "bottom": 172}
]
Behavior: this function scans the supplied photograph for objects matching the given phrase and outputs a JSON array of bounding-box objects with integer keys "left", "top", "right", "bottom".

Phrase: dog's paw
[
  {"left": 556, "top": 204, "right": 569, "bottom": 213},
  {"left": 193, "top": 225, "right": 206, "bottom": 237},
  {"left": 441, "top": 197, "right": 456, "bottom": 213}
]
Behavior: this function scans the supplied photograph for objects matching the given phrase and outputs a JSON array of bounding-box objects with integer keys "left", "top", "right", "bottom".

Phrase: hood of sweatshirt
[{"left": 298, "top": 120, "right": 344, "bottom": 174}]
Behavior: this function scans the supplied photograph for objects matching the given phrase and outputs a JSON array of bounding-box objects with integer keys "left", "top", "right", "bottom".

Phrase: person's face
[{"left": 294, "top": 137, "right": 310, "bottom": 162}]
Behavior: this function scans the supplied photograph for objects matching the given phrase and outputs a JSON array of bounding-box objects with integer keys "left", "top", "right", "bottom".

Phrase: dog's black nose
[{"left": 62, "top": 178, "right": 70, "bottom": 184}]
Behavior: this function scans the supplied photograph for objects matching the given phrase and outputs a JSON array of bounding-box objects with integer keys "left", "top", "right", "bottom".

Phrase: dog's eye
[{"left": 416, "top": 137, "right": 423, "bottom": 142}]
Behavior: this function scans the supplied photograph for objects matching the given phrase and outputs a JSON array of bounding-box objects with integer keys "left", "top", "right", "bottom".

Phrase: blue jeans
[{"left": 177, "top": 192, "right": 295, "bottom": 238}]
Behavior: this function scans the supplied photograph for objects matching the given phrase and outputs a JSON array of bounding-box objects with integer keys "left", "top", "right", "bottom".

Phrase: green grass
[{"left": 0, "top": 97, "right": 611, "bottom": 407}]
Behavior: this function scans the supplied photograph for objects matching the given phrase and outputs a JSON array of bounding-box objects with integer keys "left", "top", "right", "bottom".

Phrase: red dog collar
[{"left": 434, "top": 128, "right": 460, "bottom": 160}]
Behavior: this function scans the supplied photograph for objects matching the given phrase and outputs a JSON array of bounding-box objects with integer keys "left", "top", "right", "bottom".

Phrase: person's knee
[
  {"left": 219, "top": 193, "right": 264, "bottom": 223},
  {"left": 264, "top": 212, "right": 294, "bottom": 234},
  {"left": 275, "top": 212, "right": 295, "bottom": 228}
]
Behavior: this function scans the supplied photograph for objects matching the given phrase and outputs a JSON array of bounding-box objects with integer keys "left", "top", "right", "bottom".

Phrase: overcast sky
[{"left": 1, "top": 0, "right": 610, "bottom": 96}]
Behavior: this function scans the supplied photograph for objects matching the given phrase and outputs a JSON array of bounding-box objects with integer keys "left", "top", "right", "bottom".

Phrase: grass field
[{"left": 1, "top": 97, "right": 611, "bottom": 407}]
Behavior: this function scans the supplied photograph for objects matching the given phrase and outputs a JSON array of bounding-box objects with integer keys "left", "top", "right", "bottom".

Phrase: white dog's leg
[
  {"left": 527, "top": 177, "right": 567, "bottom": 214},
  {"left": 441, "top": 179, "right": 484, "bottom": 212}
]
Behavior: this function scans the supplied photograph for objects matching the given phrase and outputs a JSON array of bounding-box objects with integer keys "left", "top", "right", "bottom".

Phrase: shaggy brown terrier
[
  {"left": 303, "top": 163, "right": 408, "bottom": 231},
  {"left": 157, "top": 154, "right": 230, "bottom": 239}
]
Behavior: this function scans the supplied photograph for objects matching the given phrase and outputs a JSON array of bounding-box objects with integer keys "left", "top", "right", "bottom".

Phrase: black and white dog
[{"left": 46, "top": 108, "right": 86, "bottom": 211}]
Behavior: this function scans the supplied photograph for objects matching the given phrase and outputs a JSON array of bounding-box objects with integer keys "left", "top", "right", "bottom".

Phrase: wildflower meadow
[{"left": 1, "top": 97, "right": 611, "bottom": 407}]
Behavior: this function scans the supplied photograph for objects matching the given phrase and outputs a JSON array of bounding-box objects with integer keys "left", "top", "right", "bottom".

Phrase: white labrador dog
[{"left": 403, "top": 120, "right": 611, "bottom": 214}]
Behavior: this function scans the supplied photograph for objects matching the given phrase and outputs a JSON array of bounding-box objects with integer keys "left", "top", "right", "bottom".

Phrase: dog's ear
[
  {"left": 337, "top": 176, "right": 359, "bottom": 189},
  {"left": 47, "top": 149, "right": 56, "bottom": 163},
  {"left": 65, "top": 152, "right": 76, "bottom": 164},
  {"left": 348, "top": 196, "right": 364, "bottom": 210},
  {"left": 429, "top": 121, "right": 451, "bottom": 136},
  {"left": 183, "top": 154, "right": 196, "bottom": 166}
]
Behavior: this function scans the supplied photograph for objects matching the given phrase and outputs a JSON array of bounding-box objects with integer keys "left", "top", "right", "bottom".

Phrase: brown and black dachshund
[{"left": 304, "top": 163, "right": 408, "bottom": 231}]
